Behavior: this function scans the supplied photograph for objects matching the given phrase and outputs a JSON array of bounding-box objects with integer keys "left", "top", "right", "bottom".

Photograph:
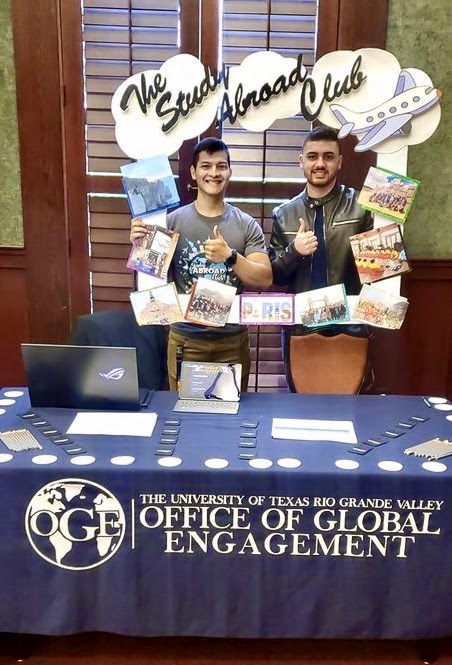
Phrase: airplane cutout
[{"left": 330, "top": 70, "right": 442, "bottom": 152}]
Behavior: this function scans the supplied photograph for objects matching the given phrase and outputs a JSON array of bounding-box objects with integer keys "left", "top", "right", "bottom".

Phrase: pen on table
[
  {"left": 176, "top": 345, "right": 183, "bottom": 392},
  {"left": 422, "top": 397, "right": 432, "bottom": 408},
  {"left": 141, "top": 389, "right": 154, "bottom": 409}
]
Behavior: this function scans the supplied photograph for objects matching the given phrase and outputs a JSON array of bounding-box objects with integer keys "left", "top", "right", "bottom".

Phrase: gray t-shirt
[{"left": 168, "top": 202, "right": 267, "bottom": 338}]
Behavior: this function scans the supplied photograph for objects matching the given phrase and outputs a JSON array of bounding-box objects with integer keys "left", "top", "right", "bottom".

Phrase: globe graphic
[{"left": 25, "top": 479, "right": 126, "bottom": 570}]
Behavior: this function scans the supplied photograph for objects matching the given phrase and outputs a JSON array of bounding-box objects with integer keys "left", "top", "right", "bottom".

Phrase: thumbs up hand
[
  {"left": 294, "top": 217, "right": 318, "bottom": 256},
  {"left": 204, "top": 224, "right": 232, "bottom": 263}
]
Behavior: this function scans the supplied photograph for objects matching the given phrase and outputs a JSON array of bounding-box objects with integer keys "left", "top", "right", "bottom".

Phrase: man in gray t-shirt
[{"left": 130, "top": 137, "right": 272, "bottom": 391}]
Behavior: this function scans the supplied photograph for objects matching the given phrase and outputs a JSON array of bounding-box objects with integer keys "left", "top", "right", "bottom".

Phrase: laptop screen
[
  {"left": 178, "top": 362, "right": 242, "bottom": 402},
  {"left": 21, "top": 344, "right": 140, "bottom": 411}
]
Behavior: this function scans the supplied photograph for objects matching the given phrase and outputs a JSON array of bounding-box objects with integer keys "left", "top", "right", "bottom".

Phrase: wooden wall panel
[
  {"left": 370, "top": 260, "right": 452, "bottom": 399},
  {"left": 0, "top": 251, "right": 28, "bottom": 387},
  {"left": 11, "top": 0, "right": 71, "bottom": 343},
  {"left": 60, "top": 1, "right": 91, "bottom": 317},
  {"left": 317, "top": 0, "right": 389, "bottom": 56},
  {"left": 316, "top": 0, "right": 389, "bottom": 190},
  {"left": 11, "top": 0, "right": 89, "bottom": 347}
]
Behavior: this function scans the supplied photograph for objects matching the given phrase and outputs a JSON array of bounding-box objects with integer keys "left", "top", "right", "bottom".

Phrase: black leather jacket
[{"left": 269, "top": 184, "right": 373, "bottom": 295}]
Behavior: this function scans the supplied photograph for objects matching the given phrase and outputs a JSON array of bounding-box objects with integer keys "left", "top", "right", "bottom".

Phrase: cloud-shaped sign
[
  {"left": 311, "top": 49, "right": 441, "bottom": 153},
  {"left": 112, "top": 54, "right": 222, "bottom": 159},
  {"left": 111, "top": 48, "right": 441, "bottom": 159}
]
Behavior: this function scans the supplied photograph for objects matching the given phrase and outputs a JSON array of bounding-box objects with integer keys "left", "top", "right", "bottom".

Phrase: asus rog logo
[{"left": 99, "top": 367, "right": 126, "bottom": 380}]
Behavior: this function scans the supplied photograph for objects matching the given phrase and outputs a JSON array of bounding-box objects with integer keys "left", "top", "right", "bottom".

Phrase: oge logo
[{"left": 25, "top": 479, "right": 126, "bottom": 570}]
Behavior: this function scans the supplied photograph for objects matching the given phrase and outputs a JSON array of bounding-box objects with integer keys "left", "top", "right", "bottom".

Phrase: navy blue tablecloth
[{"left": 0, "top": 389, "right": 451, "bottom": 638}]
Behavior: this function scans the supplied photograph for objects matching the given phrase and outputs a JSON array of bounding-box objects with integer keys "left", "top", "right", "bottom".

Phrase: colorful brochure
[{"left": 127, "top": 225, "right": 179, "bottom": 280}]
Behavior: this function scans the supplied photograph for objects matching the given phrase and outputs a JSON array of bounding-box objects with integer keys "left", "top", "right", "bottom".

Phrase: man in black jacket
[
  {"left": 270, "top": 126, "right": 373, "bottom": 295},
  {"left": 269, "top": 126, "right": 374, "bottom": 388}
]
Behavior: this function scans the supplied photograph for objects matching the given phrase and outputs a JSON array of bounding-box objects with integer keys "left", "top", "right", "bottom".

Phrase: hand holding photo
[
  {"left": 184, "top": 277, "right": 237, "bottom": 327},
  {"left": 127, "top": 225, "right": 179, "bottom": 280},
  {"left": 358, "top": 166, "right": 420, "bottom": 224},
  {"left": 350, "top": 223, "right": 410, "bottom": 284}
]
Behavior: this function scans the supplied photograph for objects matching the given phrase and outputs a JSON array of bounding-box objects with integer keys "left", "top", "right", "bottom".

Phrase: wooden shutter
[
  {"left": 84, "top": 0, "right": 180, "bottom": 175},
  {"left": 222, "top": 0, "right": 317, "bottom": 182},
  {"left": 83, "top": 0, "right": 180, "bottom": 310}
]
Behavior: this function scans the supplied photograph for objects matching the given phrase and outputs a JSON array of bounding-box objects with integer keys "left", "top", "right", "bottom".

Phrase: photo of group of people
[
  {"left": 358, "top": 166, "right": 420, "bottom": 224},
  {"left": 350, "top": 223, "right": 410, "bottom": 284},
  {"left": 294, "top": 284, "right": 350, "bottom": 327},
  {"left": 184, "top": 277, "right": 237, "bottom": 327}
]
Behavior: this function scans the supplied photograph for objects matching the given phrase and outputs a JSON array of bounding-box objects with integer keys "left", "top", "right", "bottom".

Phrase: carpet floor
[{"left": 0, "top": 635, "right": 451, "bottom": 665}]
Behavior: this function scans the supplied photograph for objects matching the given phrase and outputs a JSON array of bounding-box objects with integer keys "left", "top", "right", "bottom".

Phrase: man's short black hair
[
  {"left": 192, "top": 137, "right": 231, "bottom": 167},
  {"left": 303, "top": 126, "right": 341, "bottom": 153}
]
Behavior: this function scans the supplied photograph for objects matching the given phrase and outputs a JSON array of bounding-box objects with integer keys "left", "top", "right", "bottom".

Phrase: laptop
[
  {"left": 173, "top": 361, "right": 242, "bottom": 414},
  {"left": 21, "top": 344, "right": 141, "bottom": 411}
]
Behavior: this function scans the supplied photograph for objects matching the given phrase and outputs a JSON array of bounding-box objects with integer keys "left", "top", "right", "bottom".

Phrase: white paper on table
[
  {"left": 272, "top": 418, "right": 357, "bottom": 444},
  {"left": 67, "top": 412, "right": 158, "bottom": 437}
]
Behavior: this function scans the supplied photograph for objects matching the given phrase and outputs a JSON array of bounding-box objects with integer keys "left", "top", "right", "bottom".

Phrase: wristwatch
[{"left": 225, "top": 248, "right": 238, "bottom": 267}]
